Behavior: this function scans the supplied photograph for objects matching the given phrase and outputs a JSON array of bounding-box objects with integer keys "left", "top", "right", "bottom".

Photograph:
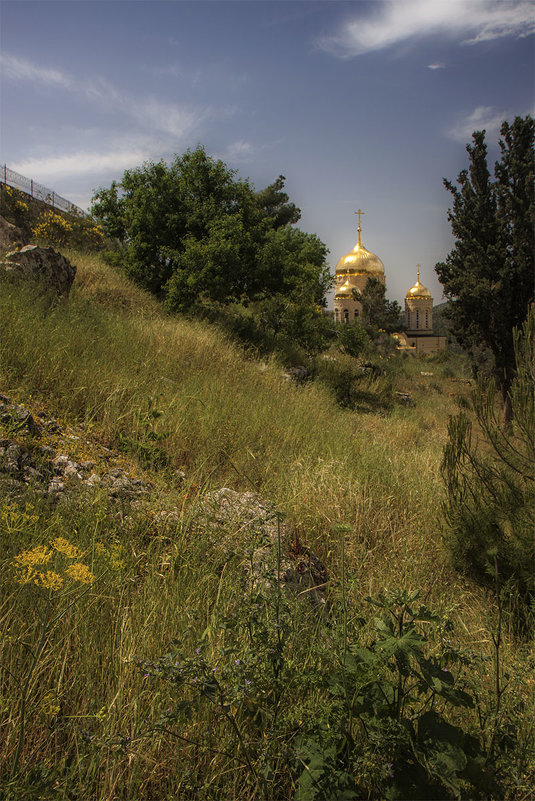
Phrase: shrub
[{"left": 32, "top": 210, "right": 105, "bottom": 251}]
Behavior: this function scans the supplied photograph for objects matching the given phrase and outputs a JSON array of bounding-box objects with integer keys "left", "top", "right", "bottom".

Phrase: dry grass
[{"left": 1, "top": 252, "right": 531, "bottom": 799}]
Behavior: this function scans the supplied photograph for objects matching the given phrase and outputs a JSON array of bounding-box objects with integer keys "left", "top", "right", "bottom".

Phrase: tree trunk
[{"left": 497, "top": 365, "right": 515, "bottom": 428}]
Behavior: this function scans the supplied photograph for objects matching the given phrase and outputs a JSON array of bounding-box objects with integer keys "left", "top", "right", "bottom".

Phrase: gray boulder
[
  {"left": 0, "top": 215, "right": 24, "bottom": 250},
  {"left": 1, "top": 244, "right": 76, "bottom": 296},
  {"left": 193, "top": 488, "right": 329, "bottom": 613}
]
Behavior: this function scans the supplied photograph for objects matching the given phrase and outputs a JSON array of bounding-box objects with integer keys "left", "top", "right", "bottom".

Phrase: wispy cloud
[
  {"left": 448, "top": 105, "right": 507, "bottom": 142},
  {"left": 0, "top": 53, "right": 73, "bottom": 88},
  {"left": 319, "top": 0, "right": 534, "bottom": 58},
  {"left": 427, "top": 62, "right": 445, "bottom": 70},
  {"left": 11, "top": 145, "right": 154, "bottom": 181},
  {"left": 1, "top": 53, "right": 209, "bottom": 140},
  {"left": 221, "top": 139, "right": 256, "bottom": 163}
]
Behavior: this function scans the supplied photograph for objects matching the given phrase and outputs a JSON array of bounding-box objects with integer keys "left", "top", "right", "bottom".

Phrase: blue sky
[{"left": 1, "top": 0, "right": 533, "bottom": 303}]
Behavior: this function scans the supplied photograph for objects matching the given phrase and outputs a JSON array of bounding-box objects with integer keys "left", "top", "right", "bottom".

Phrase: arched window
[
  {"left": 344, "top": 309, "right": 349, "bottom": 323},
  {"left": 334, "top": 308, "right": 339, "bottom": 322},
  {"left": 354, "top": 309, "right": 359, "bottom": 319},
  {"left": 416, "top": 310, "right": 420, "bottom": 329},
  {"left": 425, "top": 310, "right": 429, "bottom": 328}
]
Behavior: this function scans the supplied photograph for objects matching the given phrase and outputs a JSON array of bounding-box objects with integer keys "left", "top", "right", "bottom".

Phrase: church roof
[
  {"left": 335, "top": 210, "right": 385, "bottom": 278},
  {"left": 406, "top": 265, "right": 432, "bottom": 299}
]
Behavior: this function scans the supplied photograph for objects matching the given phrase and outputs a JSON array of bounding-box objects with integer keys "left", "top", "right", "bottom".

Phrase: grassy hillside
[{"left": 0, "top": 251, "right": 533, "bottom": 800}]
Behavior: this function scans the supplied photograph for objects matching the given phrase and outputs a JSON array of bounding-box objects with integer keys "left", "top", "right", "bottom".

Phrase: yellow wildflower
[
  {"left": 14, "top": 565, "right": 36, "bottom": 585},
  {"left": 50, "top": 537, "right": 83, "bottom": 559},
  {"left": 14, "top": 545, "right": 52, "bottom": 568},
  {"left": 65, "top": 563, "right": 95, "bottom": 584},
  {"left": 34, "top": 571, "right": 64, "bottom": 591}
]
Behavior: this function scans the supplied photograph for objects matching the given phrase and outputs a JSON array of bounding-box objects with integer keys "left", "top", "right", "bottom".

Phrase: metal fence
[{"left": 1, "top": 164, "right": 88, "bottom": 217}]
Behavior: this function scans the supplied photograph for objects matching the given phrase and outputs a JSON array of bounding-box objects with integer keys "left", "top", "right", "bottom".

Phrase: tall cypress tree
[{"left": 436, "top": 116, "right": 534, "bottom": 422}]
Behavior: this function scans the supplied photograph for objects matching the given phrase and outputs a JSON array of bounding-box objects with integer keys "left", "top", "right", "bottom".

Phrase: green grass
[{"left": 1, "top": 252, "right": 533, "bottom": 800}]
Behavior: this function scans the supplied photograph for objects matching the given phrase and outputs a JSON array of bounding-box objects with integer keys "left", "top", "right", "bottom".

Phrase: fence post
[
  {"left": 52, "top": 192, "right": 55, "bottom": 208},
  {"left": 30, "top": 179, "right": 34, "bottom": 197},
  {"left": 3, "top": 165, "right": 6, "bottom": 184}
]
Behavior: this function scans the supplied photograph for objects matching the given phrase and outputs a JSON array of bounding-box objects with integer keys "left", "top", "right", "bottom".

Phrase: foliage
[
  {"left": 0, "top": 184, "right": 29, "bottom": 231},
  {"left": 91, "top": 145, "right": 332, "bottom": 352},
  {"left": 441, "top": 309, "right": 535, "bottom": 626},
  {"left": 139, "top": 587, "right": 507, "bottom": 801},
  {"left": 335, "top": 320, "right": 370, "bottom": 358},
  {"left": 361, "top": 276, "right": 403, "bottom": 335},
  {"left": 435, "top": 116, "right": 534, "bottom": 418},
  {"left": 32, "top": 209, "right": 105, "bottom": 251},
  {"left": 1, "top": 250, "right": 534, "bottom": 800}
]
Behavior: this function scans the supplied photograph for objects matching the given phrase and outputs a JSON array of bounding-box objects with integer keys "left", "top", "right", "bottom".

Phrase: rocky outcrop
[
  {"left": 0, "top": 215, "right": 24, "bottom": 250},
  {"left": 0, "top": 394, "right": 152, "bottom": 502},
  {"left": 1, "top": 245, "right": 76, "bottom": 296},
  {"left": 193, "top": 487, "right": 329, "bottom": 613}
]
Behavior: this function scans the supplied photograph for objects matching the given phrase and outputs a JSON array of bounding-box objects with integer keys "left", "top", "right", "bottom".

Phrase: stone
[
  {"left": 0, "top": 215, "right": 24, "bottom": 249},
  {"left": 283, "top": 366, "right": 309, "bottom": 383},
  {"left": 194, "top": 488, "right": 329, "bottom": 614},
  {"left": 1, "top": 245, "right": 76, "bottom": 296}
]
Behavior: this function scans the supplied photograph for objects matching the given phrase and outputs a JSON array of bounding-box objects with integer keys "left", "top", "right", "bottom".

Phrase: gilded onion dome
[
  {"left": 334, "top": 278, "right": 354, "bottom": 299},
  {"left": 406, "top": 265, "right": 432, "bottom": 298},
  {"left": 335, "top": 211, "right": 385, "bottom": 278}
]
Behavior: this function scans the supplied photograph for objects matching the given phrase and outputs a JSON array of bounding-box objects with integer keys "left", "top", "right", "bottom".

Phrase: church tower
[
  {"left": 334, "top": 210, "right": 385, "bottom": 323},
  {"left": 405, "top": 265, "right": 433, "bottom": 333},
  {"left": 401, "top": 266, "right": 446, "bottom": 353}
]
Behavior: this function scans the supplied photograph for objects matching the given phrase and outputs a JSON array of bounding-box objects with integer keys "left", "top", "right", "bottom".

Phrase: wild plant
[
  {"left": 293, "top": 588, "right": 491, "bottom": 801},
  {"left": 4, "top": 537, "right": 99, "bottom": 782}
]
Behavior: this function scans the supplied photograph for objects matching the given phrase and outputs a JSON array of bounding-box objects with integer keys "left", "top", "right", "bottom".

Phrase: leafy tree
[
  {"left": 336, "top": 320, "right": 370, "bottom": 358},
  {"left": 361, "top": 276, "right": 402, "bottom": 334},
  {"left": 435, "top": 116, "right": 534, "bottom": 422},
  {"left": 91, "top": 146, "right": 332, "bottom": 346}
]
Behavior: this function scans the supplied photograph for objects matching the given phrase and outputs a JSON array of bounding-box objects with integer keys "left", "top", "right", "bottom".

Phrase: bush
[{"left": 32, "top": 210, "right": 105, "bottom": 251}]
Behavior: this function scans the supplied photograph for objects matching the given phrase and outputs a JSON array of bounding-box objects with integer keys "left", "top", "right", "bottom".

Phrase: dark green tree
[
  {"left": 91, "top": 146, "right": 331, "bottom": 336},
  {"left": 361, "top": 276, "right": 402, "bottom": 334},
  {"left": 441, "top": 309, "right": 535, "bottom": 627},
  {"left": 435, "top": 116, "right": 534, "bottom": 421}
]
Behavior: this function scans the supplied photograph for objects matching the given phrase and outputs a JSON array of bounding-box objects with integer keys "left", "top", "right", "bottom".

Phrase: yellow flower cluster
[
  {"left": 50, "top": 537, "right": 83, "bottom": 559},
  {"left": 12, "top": 538, "right": 95, "bottom": 590},
  {"left": 32, "top": 210, "right": 74, "bottom": 247},
  {"left": 65, "top": 563, "right": 94, "bottom": 584}
]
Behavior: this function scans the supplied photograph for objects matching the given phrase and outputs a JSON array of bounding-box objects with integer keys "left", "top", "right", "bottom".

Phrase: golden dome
[
  {"left": 334, "top": 278, "right": 354, "bottom": 299},
  {"left": 335, "top": 242, "right": 385, "bottom": 277},
  {"left": 335, "top": 211, "right": 384, "bottom": 277},
  {"left": 406, "top": 266, "right": 432, "bottom": 299}
]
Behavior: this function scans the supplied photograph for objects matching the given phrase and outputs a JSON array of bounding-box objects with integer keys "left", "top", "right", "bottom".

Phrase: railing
[{"left": 1, "top": 164, "right": 88, "bottom": 217}]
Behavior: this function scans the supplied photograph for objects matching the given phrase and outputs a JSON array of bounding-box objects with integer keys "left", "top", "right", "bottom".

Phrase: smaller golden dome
[
  {"left": 335, "top": 279, "right": 353, "bottom": 299},
  {"left": 406, "top": 266, "right": 432, "bottom": 299}
]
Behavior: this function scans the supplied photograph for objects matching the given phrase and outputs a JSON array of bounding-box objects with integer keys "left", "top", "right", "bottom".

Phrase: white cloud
[
  {"left": 448, "top": 105, "right": 507, "bottom": 142},
  {"left": 319, "top": 0, "right": 535, "bottom": 58},
  {"left": 428, "top": 62, "right": 445, "bottom": 70},
  {"left": 0, "top": 53, "right": 73, "bottom": 88},
  {"left": 10, "top": 147, "right": 153, "bottom": 180}
]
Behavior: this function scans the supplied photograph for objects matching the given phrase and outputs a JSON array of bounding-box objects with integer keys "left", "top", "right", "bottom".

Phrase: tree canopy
[
  {"left": 91, "top": 147, "right": 332, "bottom": 349},
  {"left": 435, "top": 116, "right": 534, "bottom": 419}
]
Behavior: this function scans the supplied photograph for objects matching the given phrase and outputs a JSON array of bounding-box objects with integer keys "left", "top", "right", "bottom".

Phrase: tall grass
[{"left": 1, "top": 253, "right": 532, "bottom": 799}]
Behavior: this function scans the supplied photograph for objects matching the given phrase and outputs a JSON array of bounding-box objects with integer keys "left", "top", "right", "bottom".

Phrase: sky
[{"left": 1, "top": 0, "right": 533, "bottom": 304}]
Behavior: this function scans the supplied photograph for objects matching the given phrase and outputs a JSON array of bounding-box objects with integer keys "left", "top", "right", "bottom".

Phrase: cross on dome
[{"left": 354, "top": 209, "right": 364, "bottom": 247}]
